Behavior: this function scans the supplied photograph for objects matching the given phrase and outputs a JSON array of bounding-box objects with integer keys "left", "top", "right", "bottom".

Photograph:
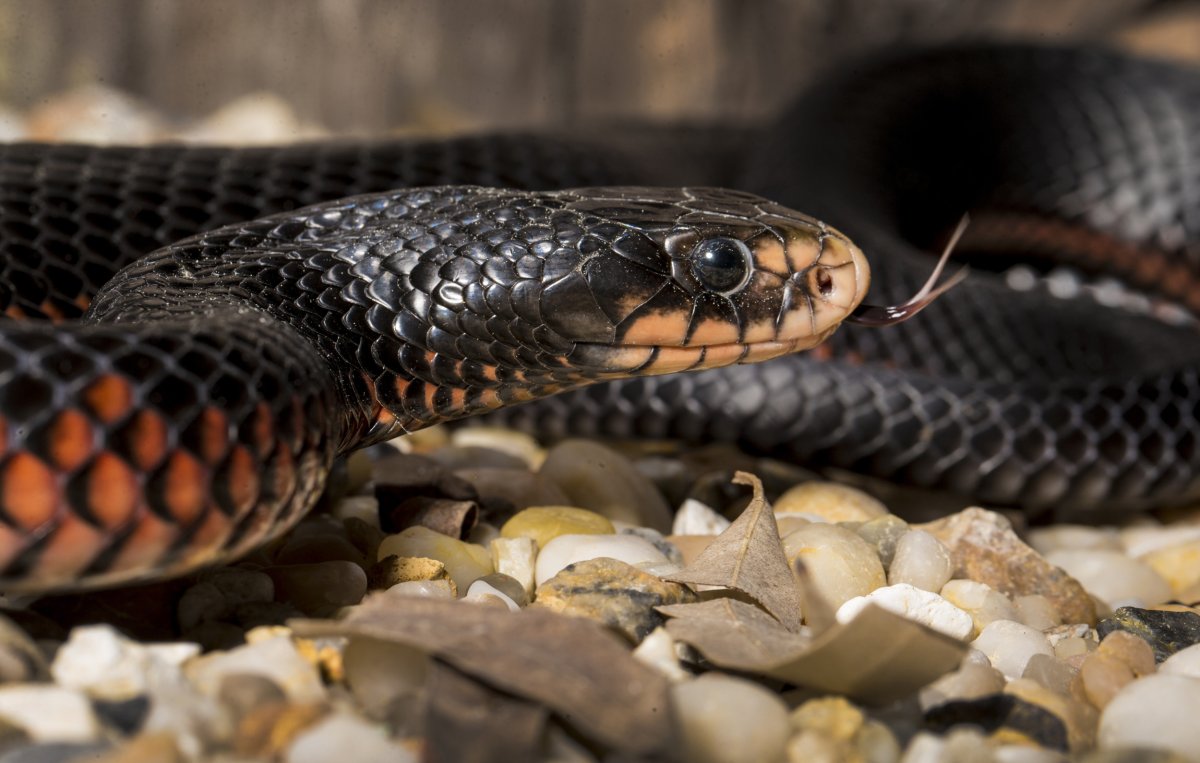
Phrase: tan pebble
[
  {"left": 500, "top": 506, "right": 615, "bottom": 548},
  {"left": 1027, "top": 524, "right": 1122, "bottom": 555},
  {"left": 631, "top": 627, "right": 689, "bottom": 682},
  {"left": 777, "top": 515, "right": 813, "bottom": 536},
  {"left": 774, "top": 481, "right": 888, "bottom": 522},
  {"left": 888, "top": 529, "right": 953, "bottom": 592},
  {"left": 368, "top": 555, "right": 452, "bottom": 590},
  {"left": 376, "top": 526, "right": 492, "bottom": 593},
  {"left": 1140, "top": 539, "right": 1200, "bottom": 597},
  {"left": 783, "top": 523, "right": 886, "bottom": 609},
  {"left": 855, "top": 514, "right": 910, "bottom": 569},
  {"left": 1097, "top": 631, "right": 1156, "bottom": 677},
  {"left": 920, "top": 659, "right": 1007, "bottom": 711},
  {"left": 1080, "top": 652, "right": 1136, "bottom": 709},
  {"left": 786, "top": 730, "right": 846, "bottom": 763}
]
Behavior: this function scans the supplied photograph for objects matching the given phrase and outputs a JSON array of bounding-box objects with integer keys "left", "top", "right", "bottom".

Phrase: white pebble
[
  {"left": 0, "top": 686, "right": 100, "bottom": 741},
  {"left": 1119, "top": 522, "right": 1200, "bottom": 558},
  {"left": 888, "top": 530, "right": 953, "bottom": 592},
  {"left": 51, "top": 624, "right": 199, "bottom": 701},
  {"left": 535, "top": 533, "right": 668, "bottom": 586},
  {"left": 287, "top": 712, "right": 417, "bottom": 763},
  {"left": 836, "top": 583, "right": 973, "bottom": 640},
  {"left": 672, "top": 673, "right": 790, "bottom": 763},
  {"left": 1160, "top": 643, "right": 1200, "bottom": 679},
  {"left": 1012, "top": 595, "right": 1061, "bottom": 631},
  {"left": 490, "top": 536, "right": 537, "bottom": 596},
  {"left": 1099, "top": 674, "right": 1200, "bottom": 761},
  {"left": 632, "top": 627, "right": 689, "bottom": 682},
  {"left": 672, "top": 499, "right": 731, "bottom": 535},
  {"left": 971, "top": 620, "right": 1054, "bottom": 680},
  {"left": 1043, "top": 549, "right": 1171, "bottom": 608}
]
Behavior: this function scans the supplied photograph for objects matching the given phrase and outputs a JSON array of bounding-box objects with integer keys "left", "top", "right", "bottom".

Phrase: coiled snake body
[{"left": 1, "top": 44, "right": 1198, "bottom": 590}]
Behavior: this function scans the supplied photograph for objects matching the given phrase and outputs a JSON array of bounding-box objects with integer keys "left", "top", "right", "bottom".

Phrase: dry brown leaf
[
  {"left": 658, "top": 598, "right": 813, "bottom": 670},
  {"left": 291, "top": 595, "right": 676, "bottom": 758},
  {"left": 664, "top": 471, "right": 802, "bottom": 631},
  {"left": 424, "top": 659, "right": 548, "bottom": 763},
  {"left": 659, "top": 598, "right": 967, "bottom": 704}
]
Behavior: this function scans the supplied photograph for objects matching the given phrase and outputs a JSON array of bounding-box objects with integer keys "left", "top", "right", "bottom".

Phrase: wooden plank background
[{"left": 0, "top": 0, "right": 1187, "bottom": 134}]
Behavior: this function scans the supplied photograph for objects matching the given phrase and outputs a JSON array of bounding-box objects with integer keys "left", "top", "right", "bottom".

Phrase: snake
[{"left": 0, "top": 43, "right": 1197, "bottom": 591}]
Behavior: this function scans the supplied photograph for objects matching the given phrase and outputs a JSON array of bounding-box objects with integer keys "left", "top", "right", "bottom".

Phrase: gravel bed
[{"left": 0, "top": 425, "right": 1195, "bottom": 762}]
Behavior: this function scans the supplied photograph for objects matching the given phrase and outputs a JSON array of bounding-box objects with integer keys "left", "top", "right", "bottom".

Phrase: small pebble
[
  {"left": 1098, "top": 674, "right": 1200, "bottom": 761},
  {"left": 631, "top": 627, "right": 689, "bottom": 682},
  {"left": 464, "top": 575, "right": 525, "bottom": 611},
  {"left": 0, "top": 616, "right": 47, "bottom": 685},
  {"left": 1015, "top": 595, "right": 1063, "bottom": 631},
  {"left": 489, "top": 536, "right": 537, "bottom": 597},
  {"left": 0, "top": 687, "right": 100, "bottom": 742},
  {"left": 941, "top": 579, "right": 1020, "bottom": 636},
  {"left": 1159, "top": 643, "right": 1200, "bottom": 678},
  {"left": 783, "top": 523, "right": 886, "bottom": 609},
  {"left": 50, "top": 625, "right": 198, "bottom": 702},
  {"left": 1022, "top": 653, "right": 1077, "bottom": 696},
  {"left": 331, "top": 495, "right": 382, "bottom": 528},
  {"left": 1140, "top": 540, "right": 1200, "bottom": 598},
  {"left": 1027, "top": 525, "right": 1123, "bottom": 555},
  {"left": 854, "top": 514, "right": 910, "bottom": 569},
  {"left": 376, "top": 526, "right": 493, "bottom": 593},
  {"left": 837, "top": 584, "right": 974, "bottom": 640},
  {"left": 500, "top": 506, "right": 615, "bottom": 548},
  {"left": 534, "top": 533, "right": 668, "bottom": 587},
  {"left": 449, "top": 427, "right": 543, "bottom": 466},
  {"left": 672, "top": 499, "right": 731, "bottom": 536},
  {"left": 972, "top": 620, "right": 1055, "bottom": 679},
  {"left": 184, "top": 634, "right": 326, "bottom": 704},
  {"left": 264, "top": 562, "right": 368, "bottom": 617},
  {"left": 538, "top": 440, "right": 673, "bottom": 531},
  {"left": 342, "top": 638, "right": 428, "bottom": 719},
  {"left": 672, "top": 674, "right": 790, "bottom": 763},
  {"left": 534, "top": 557, "right": 694, "bottom": 642},
  {"left": 774, "top": 481, "right": 888, "bottom": 522},
  {"left": 1097, "top": 607, "right": 1200, "bottom": 662},
  {"left": 368, "top": 556, "right": 453, "bottom": 592},
  {"left": 920, "top": 657, "right": 1007, "bottom": 711},
  {"left": 452, "top": 468, "right": 570, "bottom": 515},
  {"left": 286, "top": 711, "right": 416, "bottom": 763},
  {"left": 888, "top": 530, "right": 953, "bottom": 592},
  {"left": 1044, "top": 549, "right": 1171, "bottom": 609},
  {"left": 380, "top": 579, "right": 456, "bottom": 600}
]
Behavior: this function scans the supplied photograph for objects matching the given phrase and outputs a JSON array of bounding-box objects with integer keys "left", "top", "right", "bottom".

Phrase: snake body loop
[{"left": 0, "top": 43, "right": 1198, "bottom": 590}]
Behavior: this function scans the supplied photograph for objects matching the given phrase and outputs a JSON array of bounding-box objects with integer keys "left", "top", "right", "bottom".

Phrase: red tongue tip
[{"left": 848, "top": 214, "right": 970, "bottom": 327}]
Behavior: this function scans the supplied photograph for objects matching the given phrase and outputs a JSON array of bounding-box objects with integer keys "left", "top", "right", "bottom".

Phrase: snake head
[{"left": 538, "top": 187, "right": 871, "bottom": 376}]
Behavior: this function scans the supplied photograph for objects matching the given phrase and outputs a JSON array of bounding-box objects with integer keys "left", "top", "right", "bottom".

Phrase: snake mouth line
[{"left": 571, "top": 334, "right": 820, "bottom": 377}]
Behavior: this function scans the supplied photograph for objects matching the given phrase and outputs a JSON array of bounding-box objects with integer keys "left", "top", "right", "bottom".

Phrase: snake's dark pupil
[{"left": 690, "top": 238, "right": 749, "bottom": 293}]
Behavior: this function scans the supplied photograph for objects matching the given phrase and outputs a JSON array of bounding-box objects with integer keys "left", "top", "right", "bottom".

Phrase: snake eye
[{"left": 689, "top": 237, "right": 752, "bottom": 294}]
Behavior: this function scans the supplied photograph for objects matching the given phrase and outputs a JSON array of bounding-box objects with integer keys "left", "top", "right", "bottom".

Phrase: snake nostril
[{"left": 812, "top": 268, "right": 834, "bottom": 297}]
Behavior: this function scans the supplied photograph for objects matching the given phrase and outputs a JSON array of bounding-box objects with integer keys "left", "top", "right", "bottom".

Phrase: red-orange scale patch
[
  {"left": 0, "top": 453, "right": 59, "bottom": 530},
  {"left": 82, "top": 374, "right": 134, "bottom": 424},
  {"left": 84, "top": 452, "right": 140, "bottom": 530},
  {"left": 48, "top": 409, "right": 94, "bottom": 472}
]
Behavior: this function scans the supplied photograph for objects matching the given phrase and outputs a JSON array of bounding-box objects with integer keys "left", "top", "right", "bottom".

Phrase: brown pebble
[
  {"left": 265, "top": 561, "right": 368, "bottom": 617},
  {"left": 1097, "top": 630, "right": 1157, "bottom": 677},
  {"left": 274, "top": 534, "right": 366, "bottom": 567},
  {"left": 1079, "top": 651, "right": 1135, "bottom": 709},
  {"left": 386, "top": 496, "right": 478, "bottom": 540},
  {"left": 343, "top": 517, "right": 385, "bottom": 561}
]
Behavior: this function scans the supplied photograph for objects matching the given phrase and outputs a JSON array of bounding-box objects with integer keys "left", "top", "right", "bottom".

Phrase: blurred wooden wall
[{"left": 0, "top": 0, "right": 1180, "bottom": 133}]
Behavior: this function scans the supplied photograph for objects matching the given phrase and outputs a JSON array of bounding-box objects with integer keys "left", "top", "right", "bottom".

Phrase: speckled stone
[
  {"left": 1097, "top": 607, "right": 1200, "bottom": 662},
  {"left": 535, "top": 533, "right": 669, "bottom": 586},
  {"left": 534, "top": 557, "right": 695, "bottom": 642}
]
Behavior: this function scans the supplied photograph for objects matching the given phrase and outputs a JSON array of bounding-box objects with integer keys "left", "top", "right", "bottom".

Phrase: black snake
[{"left": 0, "top": 43, "right": 1197, "bottom": 591}]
